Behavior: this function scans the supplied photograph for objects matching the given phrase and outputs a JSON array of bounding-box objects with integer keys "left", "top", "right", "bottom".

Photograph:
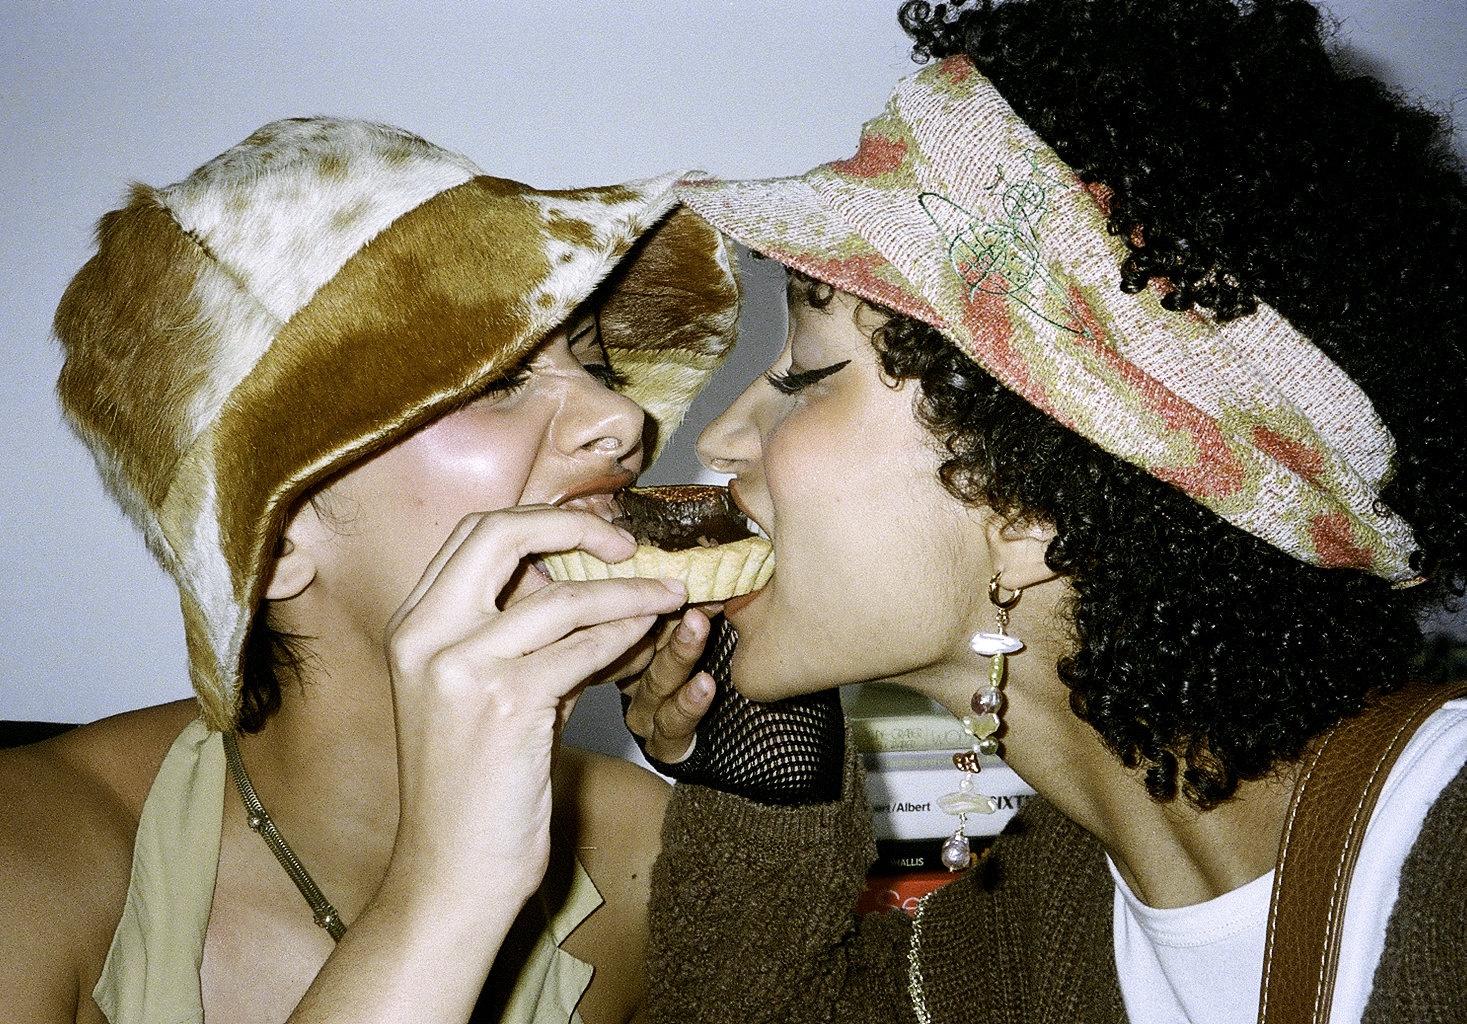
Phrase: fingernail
[
  {"left": 661, "top": 578, "right": 687, "bottom": 599},
  {"left": 691, "top": 672, "right": 714, "bottom": 700},
  {"left": 615, "top": 525, "right": 638, "bottom": 544}
]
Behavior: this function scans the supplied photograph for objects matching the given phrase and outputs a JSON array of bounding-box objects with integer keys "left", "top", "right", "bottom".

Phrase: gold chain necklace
[{"left": 222, "top": 731, "right": 346, "bottom": 941}]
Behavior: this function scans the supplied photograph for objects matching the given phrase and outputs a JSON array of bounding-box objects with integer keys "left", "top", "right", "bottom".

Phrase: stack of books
[{"left": 844, "top": 681, "right": 1036, "bottom": 914}]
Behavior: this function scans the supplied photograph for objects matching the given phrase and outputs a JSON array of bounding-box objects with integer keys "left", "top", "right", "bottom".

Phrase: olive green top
[{"left": 94, "top": 718, "right": 597, "bottom": 1023}]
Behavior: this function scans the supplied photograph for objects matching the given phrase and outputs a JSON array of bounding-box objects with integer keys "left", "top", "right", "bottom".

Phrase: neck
[
  {"left": 1027, "top": 716, "right": 1296, "bottom": 908},
  {"left": 230, "top": 640, "right": 402, "bottom": 920},
  {"left": 914, "top": 603, "right": 1295, "bottom": 910},
  {"left": 1100, "top": 773, "right": 1295, "bottom": 909}
]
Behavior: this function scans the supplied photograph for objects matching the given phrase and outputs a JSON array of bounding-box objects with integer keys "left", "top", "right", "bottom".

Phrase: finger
[
  {"left": 487, "top": 576, "right": 687, "bottom": 660},
  {"left": 500, "top": 612, "right": 668, "bottom": 703},
  {"left": 391, "top": 507, "right": 641, "bottom": 632},
  {"left": 590, "top": 624, "right": 660, "bottom": 687},
  {"left": 646, "top": 608, "right": 714, "bottom": 697},
  {"left": 393, "top": 577, "right": 685, "bottom": 687},
  {"left": 645, "top": 671, "right": 716, "bottom": 763},
  {"left": 535, "top": 612, "right": 668, "bottom": 685},
  {"left": 622, "top": 608, "right": 711, "bottom": 737}
]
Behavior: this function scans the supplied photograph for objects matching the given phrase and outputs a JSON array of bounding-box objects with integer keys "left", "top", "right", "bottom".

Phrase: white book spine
[{"left": 863, "top": 762, "right": 1036, "bottom": 841}]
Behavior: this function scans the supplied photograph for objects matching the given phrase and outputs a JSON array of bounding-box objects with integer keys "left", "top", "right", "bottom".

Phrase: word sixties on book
[{"left": 865, "top": 762, "right": 1034, "bottom": 841}]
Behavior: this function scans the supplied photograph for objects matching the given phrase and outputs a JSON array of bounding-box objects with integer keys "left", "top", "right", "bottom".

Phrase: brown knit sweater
[{"left": 648, "top": 750, "right": 1467, "bottom": 1023}]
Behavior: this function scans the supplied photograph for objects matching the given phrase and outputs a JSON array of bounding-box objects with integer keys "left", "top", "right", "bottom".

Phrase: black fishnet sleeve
[{"left": 624, "top": 616, "right": 845, "bottom": 805}]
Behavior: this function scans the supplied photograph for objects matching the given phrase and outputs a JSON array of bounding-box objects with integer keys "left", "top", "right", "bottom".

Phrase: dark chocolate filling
[{"left": 614, "top": 485, "right": 754, "bottom": 550}]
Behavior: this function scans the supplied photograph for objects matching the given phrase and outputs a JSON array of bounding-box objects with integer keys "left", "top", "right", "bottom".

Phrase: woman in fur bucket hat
[
  {"left": 0, "top": 117, "right": 738, "bottom": 1023},
  {"left": 624, "top": 1, "right": 1467, "bottom": 1021}
]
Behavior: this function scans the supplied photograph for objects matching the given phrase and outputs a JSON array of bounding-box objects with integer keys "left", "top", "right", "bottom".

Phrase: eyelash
[
  {"left": 474, "top": 356, "right": 626, "bottom": 401},
  {"left": 584, "top": 362, "right": 629, "bottom": 390},
  {"left": 568, "top": 319, "right": 627, "bottom": 390},
  {"left": 480, "top": 368, "right": 530, "bottom": 396},
  {"left": 764, "top": 360, "right": 851, "bottom": 394}
]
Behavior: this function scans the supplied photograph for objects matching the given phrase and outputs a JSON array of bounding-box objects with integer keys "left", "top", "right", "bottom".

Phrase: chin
[{"left": 727, "top": 640, "right": 839, "bottom": 703}]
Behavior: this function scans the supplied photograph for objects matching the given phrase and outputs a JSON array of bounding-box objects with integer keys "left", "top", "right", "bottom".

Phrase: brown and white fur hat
[{"left": 55, "top": 117, "right": 740, "bottom": 733}]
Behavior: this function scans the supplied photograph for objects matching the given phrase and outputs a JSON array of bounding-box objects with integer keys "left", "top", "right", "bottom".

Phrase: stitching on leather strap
[
  {"left": 1258, "top": 735, "right": 1326, "bottom": 1020},
  {"left": 1259, "top": 679, "right": 1467, "bottom": 1024},
  {"left": 1311, "top": 706, "right": 1428, "bottom": 1017}
]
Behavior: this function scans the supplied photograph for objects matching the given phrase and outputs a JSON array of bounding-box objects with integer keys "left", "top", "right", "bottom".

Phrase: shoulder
[
  {"left": 551, "top": 748, "right": 669, "bottom": 1023},
  {"left": 0, "top": 699, "right": 198, "bottom": 902},
  {"left": 0, "top": 700, "right": 197, "bottom": 1021},
  {"left": 1395, "top": 753, "right": 1467, "bottom": 903},
  {"left": 1367, "top": 755, "right": 1467, "bottom": 1016},
  {"left": 552, "top": 746, "right": 669, "bottom": 894}
]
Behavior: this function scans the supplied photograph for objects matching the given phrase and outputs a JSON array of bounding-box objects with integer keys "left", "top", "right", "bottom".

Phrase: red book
[{"left": 856, "top": 869, "right": 961, "bottom": 916}]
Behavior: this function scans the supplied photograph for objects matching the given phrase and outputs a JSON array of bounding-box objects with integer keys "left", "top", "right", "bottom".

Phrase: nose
[
  {"left": 561, "top": 375, "right": 646, "bottom": 470},
  {"left": 696, "top": 375, "right": 763, "bottom": 476}
]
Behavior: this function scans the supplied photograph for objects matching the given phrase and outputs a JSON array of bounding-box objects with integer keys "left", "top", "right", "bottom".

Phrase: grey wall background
[{"left": 3, "top": 1, "right": 1464, "bottom": 761}]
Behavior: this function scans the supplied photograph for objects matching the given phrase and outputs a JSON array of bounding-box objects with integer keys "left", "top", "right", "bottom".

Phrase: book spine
[
  {"left": 863, "top": 763, "right": 1035, "bottom": 841},
  {"left": 870, "top": 836, "right": 997, "bottom": 874},
  {"left": 857, "top": 869, "right": 961, "bottom": 916},
  {"left": 861, "top": 748, "right": 1006, "bottom": 773},
  {"left": 848, "top": 715, "right": 972, "bottom": 752}
]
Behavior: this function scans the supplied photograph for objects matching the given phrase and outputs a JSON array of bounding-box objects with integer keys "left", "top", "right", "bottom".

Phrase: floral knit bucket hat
[
  {"left": 678, "top": 56, "right": 1421, "bottom": 586},
  {"left": 56, "top": 117, "right": 740, "bottom": 732}
]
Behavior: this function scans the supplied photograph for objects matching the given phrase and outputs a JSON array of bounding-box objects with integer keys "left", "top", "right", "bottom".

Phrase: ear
[
  {"left": 982, "top": 511, "right": 1060, "bottom": 592},
  {"left": 263, "top": 504, "right": 321, "bottom": 601}
]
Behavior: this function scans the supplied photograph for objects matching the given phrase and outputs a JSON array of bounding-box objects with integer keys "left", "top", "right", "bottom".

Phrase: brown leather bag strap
[{"left": 1258, "top": 678, "right": 1467, "bottom": 1024}]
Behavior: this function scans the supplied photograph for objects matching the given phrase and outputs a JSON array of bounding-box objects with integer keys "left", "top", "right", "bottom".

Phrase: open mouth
[
  {"left": 724, "top": 480, "right": 770, "bottom": 543},
  {"left": 556, "top": 489, "right": 626, "bottom": 523},
  {"left": 538, "top": 480, "right": 631, "bottom": 578}
]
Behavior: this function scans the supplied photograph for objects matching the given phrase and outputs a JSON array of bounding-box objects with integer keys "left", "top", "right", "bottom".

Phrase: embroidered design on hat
[{"left": 922, "top": 156, "right": 1093, "bottom": 340}]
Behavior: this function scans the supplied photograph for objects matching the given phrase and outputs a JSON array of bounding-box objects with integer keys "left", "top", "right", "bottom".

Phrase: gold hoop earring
[{"left": 938, "top": 571, "right": 1025, "bottom": 871}]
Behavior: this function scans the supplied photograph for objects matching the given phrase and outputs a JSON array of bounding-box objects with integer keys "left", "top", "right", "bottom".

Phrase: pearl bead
[
  {"left": 971, "top": 687, "right": 1003, "bottom": 716},
  {"left": 969, "top": 631, "right": 1023, "bottom": 656},
  {"left": 941, "top": 833, "right": 972, "bottom": 871}
]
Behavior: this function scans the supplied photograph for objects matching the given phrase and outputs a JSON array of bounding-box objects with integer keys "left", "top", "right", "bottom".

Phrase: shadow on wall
[
  {"left": 1330, "top": 42, "right": 1467, "bottom": 160},
  {"left": 641, "top": 247, "right": 789, "bottom": 488}
]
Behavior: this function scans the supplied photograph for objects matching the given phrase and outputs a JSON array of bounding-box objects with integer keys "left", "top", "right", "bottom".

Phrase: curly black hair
[{"left": 835, "top": 0, "right": 1467, "bottom": 807}]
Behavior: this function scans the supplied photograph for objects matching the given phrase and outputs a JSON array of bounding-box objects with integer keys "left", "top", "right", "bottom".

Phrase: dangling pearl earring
[{"left": 938, "top": 570, "right": 1024, "bottom": 871}]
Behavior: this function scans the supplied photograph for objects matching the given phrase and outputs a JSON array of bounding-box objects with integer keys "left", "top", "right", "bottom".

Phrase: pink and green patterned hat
[{"left": 679, "top": 56, "right": 1422, "bottom": 585}]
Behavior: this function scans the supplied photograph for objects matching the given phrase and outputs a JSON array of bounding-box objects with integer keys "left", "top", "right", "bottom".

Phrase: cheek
[
  {"left": 406, "top": 410, "right": 544, "bottom": 519},
  {"left": 732, "top": 398, "right": 967, "bottom": 696}
]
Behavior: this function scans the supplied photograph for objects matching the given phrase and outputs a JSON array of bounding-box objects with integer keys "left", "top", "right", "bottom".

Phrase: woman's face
[
  {"left": 289, "top": 314, "right": 646, "bottom": 632},
  {"left": 697, "top": 284, "right": 993, "bottom": 700}
]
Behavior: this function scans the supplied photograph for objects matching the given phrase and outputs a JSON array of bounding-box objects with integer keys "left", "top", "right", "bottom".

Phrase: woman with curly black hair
[{"left": 622, "top": 0, "right": 1467, "bottom": 1020}]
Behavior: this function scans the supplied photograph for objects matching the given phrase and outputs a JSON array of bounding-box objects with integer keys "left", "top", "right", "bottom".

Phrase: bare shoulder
[
  {"left": 0, "top": 700, "right": 197, "bottom": 1022},
  {"left": 554, "top": 747, "right": 670, "bottom": 877},
  {"left": 552, "top": 748, "right": 670, "bottom": 1024}
]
